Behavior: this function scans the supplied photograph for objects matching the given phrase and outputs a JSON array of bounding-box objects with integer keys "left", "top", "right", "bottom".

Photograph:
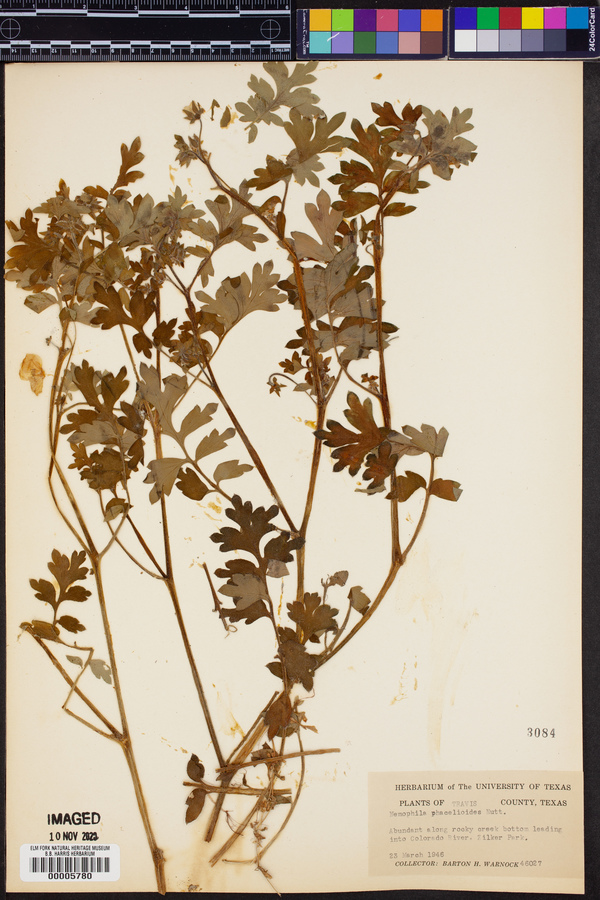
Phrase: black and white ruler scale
[{"left": 0, "top": 0, "right": 292, "bottom": 61}]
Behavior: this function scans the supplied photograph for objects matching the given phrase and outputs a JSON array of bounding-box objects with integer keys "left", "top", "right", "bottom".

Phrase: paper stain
[
  {"left": 169, "top": 165, "right": 177, "bottom": 186},
  {"left": 408, "top": 546, "right": 474, "bottom": 764},
  {"left": 390, "top": 661, "right": 408, "bottom": 704},
  {"left": 292, "top": 415, "right": 317, "bottom": 429},
  {"left": 208, "top": 501, "right": 222, "bottom": 515},
  {"left": 374, "top": 73, "right": 383, "bottom": 80},
  {"left": 226, "top": 712, "right": 245, "bottom": 739}
]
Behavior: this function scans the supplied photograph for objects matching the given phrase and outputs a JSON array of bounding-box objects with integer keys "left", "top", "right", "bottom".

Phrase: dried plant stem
[
  {"left": 218, "top": 746, "right": 340, "bottom": 774},
  {"left": 258, "top": 732, "right": 307, "bottom": 858},
  {"left": 183, "top": 782, "right": 292, "bottom": 797},
  {"left": 209, "top": 794, "right": 267, "bottom": 867},
  {"left": 23, "top": 626, "right": 121, "bottom": 740},
  {"left": 205, "top": 693, "right": 276, "bottom": 843},
  {"left": 43, "top": 324, "right": 166, "bottom": 893},
  {"left": 180, "top": 286, "right": 299, "bottom": 534},
  {"left": 373, "top": 211, "right": 402, "bottom": 566},
  {"left": 295, "top": 404, "right": 326, "bottom": 604},
  {"left": 91, "top": 557, "right": 167, "bottom": 894}
]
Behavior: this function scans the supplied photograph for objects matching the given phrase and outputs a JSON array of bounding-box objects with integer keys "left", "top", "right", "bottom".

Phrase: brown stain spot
[
  {"left": 391, "top": 662, "right": 408, "bottom": 704},
  {"left": 208, "top": 501, "right": 222, "bottom": 514},
  {"left": 374, "top": 73, "right": 383, "bottom": 80},
  {"left": 20, "top": 353, "right": 45, "bottom": 395}
]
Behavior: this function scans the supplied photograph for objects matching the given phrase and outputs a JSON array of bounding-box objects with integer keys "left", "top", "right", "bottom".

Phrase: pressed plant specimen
[{"left": 6, "top": 62, "right": 476, "bottom": 892}]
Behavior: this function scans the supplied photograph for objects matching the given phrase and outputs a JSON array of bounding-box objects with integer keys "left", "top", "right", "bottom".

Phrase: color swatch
[
  {"left": 297, "top": 8, "right": 447, "bottom": 58},
  {"left": 451, "top": 6, "right": 598, "bottom": 56}
]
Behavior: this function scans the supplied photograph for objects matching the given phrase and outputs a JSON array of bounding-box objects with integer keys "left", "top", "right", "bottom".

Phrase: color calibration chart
[
  {"left": 297, "top": 8, "right": 447, "bottom": 58},
  {"left": 297, "top": 7, "right": 600, "bottom": 59},
  {"left": 451, "top": 5, "right": 597, "bottom": 56}
]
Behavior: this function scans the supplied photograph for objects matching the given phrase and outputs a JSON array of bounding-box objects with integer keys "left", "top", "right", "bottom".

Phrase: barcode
[
  {"left": 21, "top": 844, "right": 120, "bottom": 882},
  {"left": 29, "top": 856, "right": 110, "bottom": 874}
]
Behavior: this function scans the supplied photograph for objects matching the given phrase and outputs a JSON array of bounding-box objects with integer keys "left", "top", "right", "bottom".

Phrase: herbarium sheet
[{"left": 5, "top": 61, "right": 583, "bottom": 894}]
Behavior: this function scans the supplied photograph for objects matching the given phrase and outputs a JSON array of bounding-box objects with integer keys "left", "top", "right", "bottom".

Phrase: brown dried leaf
[
  {"left": 402, "top": 424, "right": 449, "bottom": 457},
  {"left": 265, "top": 693, "right": 293, "bottom": 741},
  {"left": 430, "top": 478, "right": 462, "bottom": 501},
  {"left": 24, "top": 292, "right": 57, "bottom": 314},
  {"left": 186, "top": 753, "right": 205, "bottom": 783},
  {"left": 26, "top": 620, "right": 61, "bottom": 642},
  {"left": 315, "top": 392, "right": 388, "bottom": 476},
  {"left": 30, "top": 578, "right": 57, "bottom": 609},
  {"left": 112, "top": 136, "right": 144, "bottom": 191},
  {"left": 19, "top": 354, "right": 45, "bottom": 395},
  {"left": 219, "top": 573, "right": 269, "bottom": 610},
  {"left": 392, "top": 470, "right": 427, "bottom": 502},
  {"left": 287, "top": 592, "right": 338, "bottom": 644},
  {"left": 291, "top": 190, "right": 343, "bottom": 262},
  {"left": 185, "top": 788, "right": 206, "bottom": 824},
  {"left": 57, "top": 615, "right": 85, "bottom": 634},
  {"left": 213, "top": 459, "right": 253, "bottom": 484},
  {"left": 348, "top": 585, "right": 370, "bottom": 614},
  {"left": 329, "top": 570, "right": 349, "bottom": 587},
  {"left": 278, "top": 635, "right": 318, "bottom": 691},
  {"left": 145, "top": 458, "right": 186, "bottom": 504},
  {"left": 363, "top": 441, "right": 399, "bottom": 489},
  {"left": 175, "top": 468, "right": 210, "bottom": 502},
  {"left": 266, "top": 559, "right": 289, "bottom": 578}
]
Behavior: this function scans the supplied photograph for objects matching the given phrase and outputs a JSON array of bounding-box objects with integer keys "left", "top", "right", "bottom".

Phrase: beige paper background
[{"left": 5, "top": 61, "right": 583, "bottom": 893}]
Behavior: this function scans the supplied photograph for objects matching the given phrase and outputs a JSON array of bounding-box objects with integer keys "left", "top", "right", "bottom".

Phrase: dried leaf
[
  {"left": 205, "top": 184, "right": 267, "bottom": 250},
  {"left": 420, "top": 107, "right": 477, "bottom": 180},
  {"left": 89, "top": 658, "right": 112, "bottom": 684},
  {"left": 266, "top": 559, "right": 289, "bottom": 578},
  {"left": 277, "top": 635, "right": 318, "bottom": 691},
  {"left": 265, "top": 693, "right": 293, "bottom": 741},
  {"left": 287, "top": 592, "right": 338, "bottom": 644},
  {"left": 185, "top": 788, "right": 206, "bottom": 824},
  {"left": 392, "top": 470, "right": 427, "bottom": 502},
  {"left": 24, "top": 292, "right": 57, "bottom": 314},
  {"left": 137, "top": 364, "right": 188, "bottom": 442},
  {"left": 175, "top": 468, "right": 209, "bottom": 502},
  {"left": 104, "top": 498, "right": 130, "bottom": 521},
  {"left": 220, "top": 106, "right": 232, "bottom": 128},
  {"left": 211, "top": 495, "right": 278, "bottom": 559},
  {"left": 285, "top": 110, "right": 348, "bottom": 187},
  {"left": 329, "top": 570, "right": 349, "bottom": 587},
  {"left": 247, "top": 156, "right": 293, "bottom": 191},
  {"left": 235, "top": 61, "right": 322, "bottom": 139},
  {"left": 363, "top": 441, "right": 399, "bottom": 489},
  {"left": 195, "top": 261, "right": 286, "bottom": 333},
  {"left": 145, "top": 458, "right": 185, "bottom": 504},
  {"left": 219, "top": 573, "right": 269, "bottom": 610},
  {"left": 26, "top": 620, "right": 61, "bottom": 642},
  {"left": 315, "top": 392, "right": 388, "bottom": 476},
  {"left": 291, "top": 190, "right": 343, "bottom": 262},
  {"left": 348, "top": 585, "right": 370, "bottom": 614},
  {"left": 57, "top": 615, "right": 86, "bottom": 633},
  {"left": 186, "top": 753, "right": 205, "bottom": 783},
  {"left": 402, "top": 424, "right": 449, "bottom": 457},
  {"left": 112, "top": 136, "right": 144, "bottom": 191},
  {"left": 179, "top": 403, "right": 219, "bottom": 441},
  {"left": 430, "top": 478, "right": 462, "bottom": 501},
  {"left": 19, "top": 354, "right": 45, "bottom": 395},
  {"left": 66, "top": 655, "right": 83, "bottom": 667},
  {"left": 30, "top": 578, "right": 57, "bottom": 609},
  {"left": 213, "top": 459, "right": 253, "bottom": 484},
  {"left": 194, "top": 428, "right": 235, "bottom": 461}
]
